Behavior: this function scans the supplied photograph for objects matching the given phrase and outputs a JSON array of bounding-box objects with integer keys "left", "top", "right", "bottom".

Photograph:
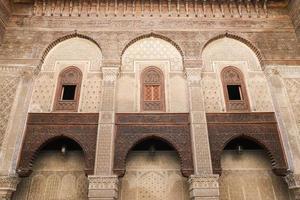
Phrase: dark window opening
[
  {"left": 132, "top": 139, "right": 174, "bottom": 151},
  {"left": 224, "top": 138, "right": 262, "bottom": 150},
  {"left": 41, "top": 138, "right": 82, "bottom": 151},
  {"left": 227, "top": 85, "right": 242, "bottom": 100},
  {"left": 61, "top": 85, "right": 76, "bottom": 100}
]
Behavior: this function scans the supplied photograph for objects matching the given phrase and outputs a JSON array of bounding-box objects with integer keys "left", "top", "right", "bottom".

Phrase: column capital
[
  {"left": 285, "top": 173, "right": 300, "bottom": 189},
  {"left": 102, "top": 67, "right": 120, "bottom": 85},
  {"left": 264, "top": 65, "right": 280, "bottom": 78},
  {"left": 285, "top": 173, "right": 300, "bottom": 200},
  {"left": 88, "top": 175, "right": 119, "bottom": 200},
  {"left": 0, "top": 176, "right": 20, "bottom": 200},
  {"left": 185, "top": 68, "right": 202, "bottom": 86},
  {"left": 188, "top": 174, "right": 219, "bottom": 199}
]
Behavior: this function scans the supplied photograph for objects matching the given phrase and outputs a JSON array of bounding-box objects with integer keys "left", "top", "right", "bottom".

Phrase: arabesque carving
[
  {"left": 17, "top": 113, "right": 98, "bottom": 176},
  {"left": 0, "top": 76, "right": 20, "bottom": 148},
  {"left": 207, "top": 112, "right": 288, "bottom": 176},
  {"left": 113, "top": 113, "right": 194, "bottom": 177}
]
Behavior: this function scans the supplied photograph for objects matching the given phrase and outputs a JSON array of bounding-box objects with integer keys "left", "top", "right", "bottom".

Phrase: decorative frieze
[{"left": 30, "top": 0, "right": 269, "bottom": 18}]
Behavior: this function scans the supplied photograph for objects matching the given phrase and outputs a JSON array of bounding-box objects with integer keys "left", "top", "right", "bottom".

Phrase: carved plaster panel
[
  {"left": 207, "top": 112, "right": 288, "bottom": 176},
  {"left": 201, "top": 73, "right": 222, "bottom": 112},
  {"left": 284, "top": 78, "right": 300, "bottom": 133},
  {"left": 248, "top": 72, "right": 273, "bottom": 112},
  {"left": 113, "top": 113, "right": 194, "bottom": 177},
  {"left": 17, "top": 113, "right": 99, "bottom": 176},
  {"left": 122, "top": 37, "right": 183, "bottom": 71},
  {"left": 0, "top": 75, "right": 20, "bottom": 148},
  {"left": 80, "top": 73, "right": 102, "bottom": 112},
  {"left": 30, "top": 72, "right": 55, "bottom": 112}
]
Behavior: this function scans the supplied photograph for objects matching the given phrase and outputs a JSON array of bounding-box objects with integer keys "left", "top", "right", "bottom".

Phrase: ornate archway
[{"left": 113, "top": 113, "right": 194, "bottom": 177}]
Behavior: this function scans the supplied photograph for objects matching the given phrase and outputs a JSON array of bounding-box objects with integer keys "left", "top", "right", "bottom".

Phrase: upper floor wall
[
  {"left": 202, "top": 37, "right": 274, "bottom": 112},
  {"left": 29, "top": 37, "right": 103, "bottom": 113}
]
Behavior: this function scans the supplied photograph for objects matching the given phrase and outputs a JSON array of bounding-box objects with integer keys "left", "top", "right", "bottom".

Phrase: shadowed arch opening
[
  {"left": 120, "top": 136, "right": 189, "bottom": 200},
  {"left": 29, "top": 136, "right": 89, "bottom": 173},
  {"left": 201, "top": 33, "right": 264, "bottom": 69},
  {"left": 222, "top": 135, "right": 276, "bottom": 168},
  {"left": 36, "top": 32, "right": 102, "bottom": 73},
  {"left": 13, "top": 136, "right": 89, "bottom": 200},
  {"left": 219, "top": 135, "right": 291, "bottom": 199},
  {"left": 124, "top": 136, "right": 186, "bottom": 176}
]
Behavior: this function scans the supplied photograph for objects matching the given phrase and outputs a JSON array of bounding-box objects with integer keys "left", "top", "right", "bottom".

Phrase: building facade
[{"left": 0, "top": 0, "right": 299, "bottom": 199}]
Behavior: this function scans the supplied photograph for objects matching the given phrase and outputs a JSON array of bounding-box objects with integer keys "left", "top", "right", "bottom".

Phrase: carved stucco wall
[
  {"left": 202, "top": 38, "right": 274, "bottom": 112},
  {"left": 12, "top": 151, "right": 88, "bottom": 200},
  {"left": 29, "top": 37, "right": 103, "bottom": 113},
  {"left": 117, "top": 37, "right": 188, "bottom": 113},
  {"left": 284, "top": 78, "right": 300, "bottom": 137},
  {"left": 119, "top": 152, "right": 189, "bottom": 200},
  {"left": 219, "top": 150, "right": 291, "bottom": 200},
  {"left": 0, "top": 72, "right": 20, "bottom": 150}
]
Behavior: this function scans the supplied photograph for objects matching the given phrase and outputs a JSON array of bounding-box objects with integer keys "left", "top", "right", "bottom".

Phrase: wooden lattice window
[
  {"left": 53, "top": 66, "right": 82, "bottom": 112},
  {"left": 221, "top": 66, "right": 250, "bottom": 112},
  {"left": 141, "top": 67, "right": 165, "bottom": 111}
]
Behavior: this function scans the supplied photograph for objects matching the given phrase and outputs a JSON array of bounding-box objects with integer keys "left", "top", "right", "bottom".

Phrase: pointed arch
[
  {"left": 21, "top": 136, "right": 89, "bottom": 177},
  {"left": 202, "top": 33, "right": 264, "bottom": 69},
  {"left": 36, "top": 33, "right": 102, "bottom": 73},
  {"left": 118, "top": 135, "right": 188, "bottom": 177},
  {"left": 222, "top": 134, "right": 277, "bottom": 167}
]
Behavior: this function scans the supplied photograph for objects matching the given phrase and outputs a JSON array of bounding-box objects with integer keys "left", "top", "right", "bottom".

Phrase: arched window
[
  {"left": 53, "top": 66, "right": 82, "bottom": 111},
  {"left": 141, "top": 67, "right": 165, "bottom": 111},
  {"left": 221, "top": 66, "right": 250, "bottom": 112}
]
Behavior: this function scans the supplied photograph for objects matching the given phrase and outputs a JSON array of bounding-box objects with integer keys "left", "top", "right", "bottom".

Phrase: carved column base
[
  {"left": 188, "top": 174, "right": 219, "bottom": 200},
  {"left": 88, "top": 175, "right": 119, "bottom": 200},
  {"left": 285, "top": 173, "right": 300, "bottom": 200},
  {"left": 0, "top": 176, "right": 20, "bottom": 200}
]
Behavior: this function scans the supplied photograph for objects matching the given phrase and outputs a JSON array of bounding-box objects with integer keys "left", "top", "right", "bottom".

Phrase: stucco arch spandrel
[
  {"left": 120, "top": 33, "right": 184, "bottom": 71},
  {"left": 201, "top": 33, "right": 264, "bottom": 70},
  {"left": 35, "top": 33, "right": 103, "bottom": 74}
]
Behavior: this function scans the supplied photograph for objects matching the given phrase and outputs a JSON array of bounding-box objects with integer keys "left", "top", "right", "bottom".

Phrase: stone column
[
  {"left": 265, "top": 65, "right": 300, "bottom": 199},
  {"left": 88, "top": 61, "right": 120, "bottom": 200},
  {"left": 185, "top": 60, "right": 220, "bottom": 200},
  {"left": 0, "top": 66, "right": 35, "bottom": 175},
  {"left": 0, "top": 176, "right": 19, "bottom": 200},
  {"left": 285, "top": 173, "right": 300, "bottom": 200}
]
